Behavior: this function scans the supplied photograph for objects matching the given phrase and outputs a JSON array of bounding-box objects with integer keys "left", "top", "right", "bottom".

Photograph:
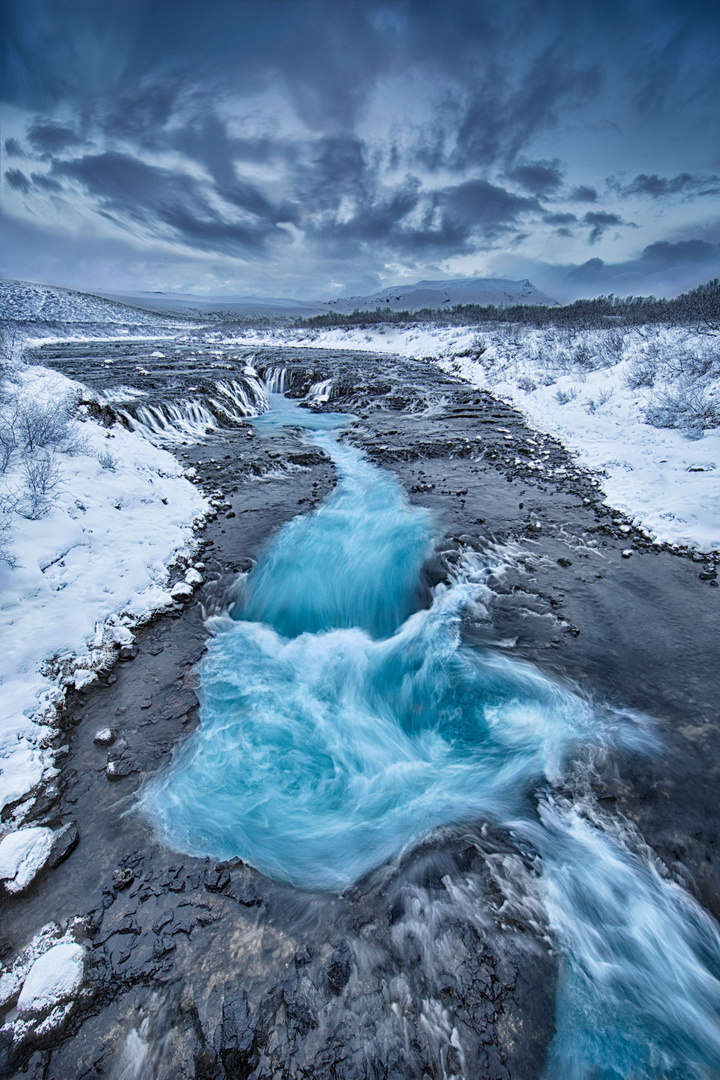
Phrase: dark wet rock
[
  {"left": 219, "top": 989, "right": 257, "bottom": 1079},
  {"left": 204, "top": 865, "right": 231, "bottom": 893},
  {"left": 227, "top": 875, "right": 263, "bottom": 907},
  {"left": 113, "top": 867, "right": 135, "bottom": 890},
  {"left": 105, "top": 758, "right": 135, "bottom": 780},
  {"left": 152, "top": 909, "right": 174, "bottom": 934},
  {"left": 118, "top": 644, "right": 138, "bottom": 661},
  {"left": 48, "top": 821, "right": 79, "bottom": 868},
  {"left": 93, "top": 727, "right": 115, "bottom": 745},
  {"left": 326, "top": 940, "right": 353, "bottom": 995},
  {"left": 557, "top": 557, "right": 573, "bottom": 567}
]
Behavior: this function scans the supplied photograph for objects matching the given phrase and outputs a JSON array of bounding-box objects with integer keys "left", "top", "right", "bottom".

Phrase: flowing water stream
[{"left": 141, "top": 393, "right": 720, "bottom": 1079}]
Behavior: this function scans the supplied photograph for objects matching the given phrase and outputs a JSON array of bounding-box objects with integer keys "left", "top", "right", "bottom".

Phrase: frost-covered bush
[
  {"left": 97, "top": 448, "right": 117, "bottom": 471},
  {"left": 0, "top": 414, "right": 17, "bottom": 474},
  {"left": 626, "top": 351, "right": 659, "bottom": 389},
  {"left": 555, "top": 387, "right": 579, "bottom": 405},
  {"left": 18, "top": 451, "right": 63, "bottom": 519},
  {"left": 586, "top": 387, "right": 614, "bottom": 413},
  {"left": 0, "top": 373, "right": 86, "bottom": 536},
  {"left": 16, "top": 395, "right": 86, "bottom": 455},
  {"left": 645, "top": 380, "right": 720, "bottom": 439}
]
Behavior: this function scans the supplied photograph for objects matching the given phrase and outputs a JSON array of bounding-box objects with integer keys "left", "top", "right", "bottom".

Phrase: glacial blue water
[{"left": 142, "top": 393, "right": 720, "bottom": 1079}]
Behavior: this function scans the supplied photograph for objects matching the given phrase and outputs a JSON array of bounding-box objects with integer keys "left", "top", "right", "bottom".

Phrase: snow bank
[
  {"left": 231, "top": 323, "right": 720, "bottom": 553},
  {"left": 0, "top": 364, "right": 207, "bottom": 813},
  {"left": 16, "top": 943, "right": 84, "bottom": 1016}
]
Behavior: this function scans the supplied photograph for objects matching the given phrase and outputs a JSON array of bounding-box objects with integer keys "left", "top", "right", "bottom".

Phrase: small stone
[
  {"left": 140, "top": 699, "right": 152, "bottom": 710},
  {"left": 113, "top": 867, "right": 135, "bottom": 890},
  {"left": 93, "top": 728, "right": 115, "bottom": 745},
  {"left": 557, "top": 557, "right": 573, "bottom": 568},
  {"left": 185, "top": 568, "right": 204, "bottom": 586},
  {"left": 106, "top": 759, "right": 133, "bottom": 780},
  {"left": 621, "top": 549, "right": 633, "bottom": 559},
  {"left": 119, "top": 644, "right": 138, "bottom": 661}
]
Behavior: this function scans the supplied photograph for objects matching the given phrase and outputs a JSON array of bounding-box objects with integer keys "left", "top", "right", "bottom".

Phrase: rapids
[{"left": 141, "top": 393, "right": 720, "bottom": 1079}]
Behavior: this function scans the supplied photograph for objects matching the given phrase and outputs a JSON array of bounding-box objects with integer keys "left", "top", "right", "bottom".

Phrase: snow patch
[
  {"left": 16, "top": 943, "right": 84, "bottom": 1017},
  {"left": 0, "top": 827, "right": 54, "bottom": 893}
]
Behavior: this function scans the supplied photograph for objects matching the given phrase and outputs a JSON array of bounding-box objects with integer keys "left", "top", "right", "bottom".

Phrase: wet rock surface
[{"left": 1, "top": 338, "right": 718, "bottom": 1077}]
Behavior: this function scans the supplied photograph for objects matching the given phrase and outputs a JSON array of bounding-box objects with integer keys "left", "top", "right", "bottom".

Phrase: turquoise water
[{"left": 142, "top": 394, "right": 720, "bottom": 1079}]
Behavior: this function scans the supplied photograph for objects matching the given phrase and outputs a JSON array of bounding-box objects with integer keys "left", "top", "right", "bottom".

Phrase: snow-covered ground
[
  {"left": 231, "top": 322, "right": 720, "bottom": 553},
  {"left": 0, "top": 363, "right": 207, "bottom": 819}
]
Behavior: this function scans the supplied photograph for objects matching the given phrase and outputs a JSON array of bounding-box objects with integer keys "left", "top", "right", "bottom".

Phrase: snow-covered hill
[
  {"left": 0, "top": 278, "right": 178, "bottom": 327},
  {"left": 326, "top": 277, "right": 557, "bottom": 313}
]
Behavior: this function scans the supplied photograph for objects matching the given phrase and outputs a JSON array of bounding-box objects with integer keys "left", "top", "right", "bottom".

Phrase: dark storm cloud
[
  {"left": 543, "top": 212, "right": 577, "bottom": 226},
  {"left": 639, "top": 239, "right": 718, "bottom": 264},
  {"left": 4, "top": 168, "right": 30, "bottom": 194},
  {"left": 27, "top": 119, "right": 81, "bottom": 155},
  {"left": 304, "top": 176, "right": 538, "bottom": 261},
  {"left": 570, "top": 186, "right": 598, "bottom": 203},
  {"left": 559, "top": 238, "right": 720, "bottom": 295},
  {"left": 440, "top": 179, "right": 540, "bottom": 231},
  {"left": 582, "top": 211, "right": 626, "bottom": 244},
  {"left": 30, "top": 172, "right": 62, "bottom": 192},
  {"left": 613, "top": 172, "right": 720, "bottom": 199},
  {"left": 52, "top": 151, "right": 294, "bottom": 253},
  {"left": 4, "top": 138, "right": 23, "bottom": 157},
  {"left": 507, "top": 158, "right": 564, "bottom": 196}
]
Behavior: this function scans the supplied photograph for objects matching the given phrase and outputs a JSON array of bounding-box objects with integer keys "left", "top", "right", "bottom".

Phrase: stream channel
[{"left": 4, "top": 339, "right": 720, "bottom": 1080}]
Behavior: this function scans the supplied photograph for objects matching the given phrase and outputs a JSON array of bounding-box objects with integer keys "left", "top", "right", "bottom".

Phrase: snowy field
[
  {"left": 0, "top": 362, "right": 207, "bottom": 824},
  {"left": 232, "top": 322, "right": 720, "bottom": 553}
]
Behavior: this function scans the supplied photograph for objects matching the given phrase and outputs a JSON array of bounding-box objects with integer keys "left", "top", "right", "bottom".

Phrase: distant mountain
[
  {"left": 325, "top": 277, "right": 557, "bottom": 313},
  {"left": 99, "top": 291, "right": 328, "bottom": 320},
  {"left": 0, "top": 275, "right": 556, "bottom": 330}
]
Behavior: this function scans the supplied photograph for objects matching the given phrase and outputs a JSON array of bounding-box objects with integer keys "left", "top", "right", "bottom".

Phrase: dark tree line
[{"left": 297, "top": 278, "right": 720, "bottom": 332}]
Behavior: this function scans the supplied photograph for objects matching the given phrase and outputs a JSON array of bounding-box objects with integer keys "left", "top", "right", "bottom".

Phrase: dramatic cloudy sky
[{"left": 2, "top": 0, "right": 720, "bottom": 300}]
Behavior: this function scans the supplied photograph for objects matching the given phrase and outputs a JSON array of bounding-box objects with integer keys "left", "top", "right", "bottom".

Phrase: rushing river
[{"left": 142, "top": 394, "right": 720, "bottom": 1079}]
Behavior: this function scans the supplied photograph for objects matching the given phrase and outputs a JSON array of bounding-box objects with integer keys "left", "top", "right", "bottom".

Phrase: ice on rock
[
  {"left": 170, "top": 581, "right": 194, "bottom": 601},
  {"left": 93, "top": 728, "right": 115, "bottom": 745},
  {"left": 184, "top": 568, "right": 203, "bottom": 586},
  {"left": 73, "top": 669, "right": 98, "bottom": 691},
  {"left": 16, "top": 943, "right": 84, "bottom": 1016},
  {"left": 0, "top": 827, "right": 54, "bottom": 893}
]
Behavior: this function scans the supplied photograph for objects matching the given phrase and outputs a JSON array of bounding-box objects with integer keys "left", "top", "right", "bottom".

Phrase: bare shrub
[
  {"left": 596, "top": 329, "right": 626, "bottom": 365},
  {"left": 0, "top": 513, "right": 14, "bottom": 566},
  {"left": 586, "top": 387, "right": 615, "bottom": 414},
  {"left": 18, "top": 451, "right": 63, "bottom": 519},
  {"left": 98, "top": 448, "right": 117, "bottom": 471},
  {"left": 572, "top": 341, "right": 600, "bottom": 370},
  {"left": 0, "top": 415, "right": 18, "bottom": 474},
  {"left": 645, "top": 381, "right": 720, "bottom": 439},
  {"left": 555, "top": 387, "right": 579, "bottom": 405},
  {"left": 626, "top": 353, "right": 658, "bottom": 389},
  {"left": 16, "top": 395, "right": 86, "bottom": 455}
]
